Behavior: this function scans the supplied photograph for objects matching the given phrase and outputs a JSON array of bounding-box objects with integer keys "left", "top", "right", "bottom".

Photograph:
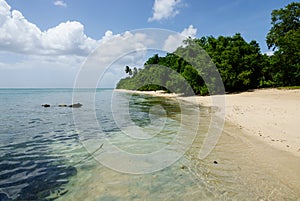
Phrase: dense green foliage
[
  {"left": 117, "top": 2, "right": 300, "bottom": 95},
  {"left": 194, "top": 34, "right": 269, "bottom": 92},
  {"left": 266, "top": 2, "right": 300, "bottom": 86}
]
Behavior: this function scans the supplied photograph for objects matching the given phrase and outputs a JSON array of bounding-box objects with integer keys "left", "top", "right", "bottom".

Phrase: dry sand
[
  {"left": 115, "top": 88, "right": 300, "bottom": 157},
  {"left": 183, "top": 88, "right": 300, "bottom": 158}
]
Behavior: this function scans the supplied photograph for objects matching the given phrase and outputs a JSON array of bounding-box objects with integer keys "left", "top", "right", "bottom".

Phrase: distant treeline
[{"left": 116, "top": 2, "right": 300, "bottom": 95}]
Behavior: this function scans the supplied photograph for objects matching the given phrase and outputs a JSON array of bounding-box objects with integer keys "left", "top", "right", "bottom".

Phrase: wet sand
[
  {"left": 180, "top": 88, "right": 300, "bottom": 158},
  {"left": 116, "top": 88, "right": 300, "bottom": 158},
  {"left": 55, "top": 89, "right": 300, "bottom": 200},
  {"left": 57, "top": 92, "right": 300, "bottom": 200}
]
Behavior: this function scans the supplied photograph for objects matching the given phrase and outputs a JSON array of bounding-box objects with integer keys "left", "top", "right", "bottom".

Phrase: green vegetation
[
  {"left": 266, "top": 2, "right": 300, "bottom": 86},
  {"left": 277, "top": 86, "right": 300, "bottom": 90},
  {"left": 193, "top": 34, "right": 268, "bottom": 92},
  {"left": 117, "top": 2, "right": 300, "bottom": 95}
]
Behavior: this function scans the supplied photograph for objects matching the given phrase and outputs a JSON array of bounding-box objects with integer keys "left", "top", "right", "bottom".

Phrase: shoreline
[{"left": 114, "top": 88, "right": 300, "bottom": 158}]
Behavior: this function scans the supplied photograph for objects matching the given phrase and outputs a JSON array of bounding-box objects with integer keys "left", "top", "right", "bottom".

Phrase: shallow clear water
[
  {"left": 0, "top": 89, "right": 299, "bottom": 201},
  {"left": 0, "top": 89, "right": 82, "bottom": 200}
]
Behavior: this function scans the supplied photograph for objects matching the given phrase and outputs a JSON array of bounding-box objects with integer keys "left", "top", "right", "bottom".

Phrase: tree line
[{"left": 116, "top": 2, "right": 300, "bottom": 95}]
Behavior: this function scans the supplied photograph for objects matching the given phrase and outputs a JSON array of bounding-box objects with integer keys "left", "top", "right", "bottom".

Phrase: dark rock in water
[
  {"left": 48, "top": 189, "right": 69, "bottom": 199},
  {"left": 69, "top": 103, "right": 82, "bottom": 108},
  {"left": 59, "top": 189, "right": 68, "bottom": 196},
  {"left": 58, "top": 104, "right": 68, "bottom": 107},
  {"left": 42, "top": 104, "right": 50, "bottom": 108},
  {"left": 213, "top": 160, "right": 218, "bottom": 164}
]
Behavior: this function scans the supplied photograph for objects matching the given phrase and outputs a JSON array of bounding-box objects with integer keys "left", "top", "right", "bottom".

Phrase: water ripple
[{"left": 0, "top": 120, "right": 80, "bottom": 200}]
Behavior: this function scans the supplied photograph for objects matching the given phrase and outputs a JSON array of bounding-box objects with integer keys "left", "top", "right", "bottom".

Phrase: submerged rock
[
  {"left": 69, "top": 103, "right": 83, "bottom": 108},
  {"left": 47, "top": 189, "right": 68, "bottom": 200},
  {"left": 41, "top": 103, "right": 83, "bottom": 108}
]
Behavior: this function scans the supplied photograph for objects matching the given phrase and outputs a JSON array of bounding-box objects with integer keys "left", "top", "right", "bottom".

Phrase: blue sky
[{"left": 0, "top": 0, "right": 296, "bottom": 88}]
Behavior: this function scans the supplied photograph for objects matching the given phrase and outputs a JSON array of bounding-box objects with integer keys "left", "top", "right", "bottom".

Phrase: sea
[{"left": 0, "top": 88, "right": 299, "bottom": 201}]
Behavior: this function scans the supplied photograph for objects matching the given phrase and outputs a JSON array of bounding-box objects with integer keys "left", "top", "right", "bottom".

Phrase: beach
[
  {"left": 5, "top": 88, "right": 294, "bottom": 200},
  {"left": 6, "top": 88, "right": 296, "bottom": 200},
  {"left": 115, "top": 88, "right": 300, "bottom": 158},
  {"left": 55, "top": 88, "right": 300, "bottom": 200},
  {"left": 184, "top": 88, "right": 300, "bottom": 158}
]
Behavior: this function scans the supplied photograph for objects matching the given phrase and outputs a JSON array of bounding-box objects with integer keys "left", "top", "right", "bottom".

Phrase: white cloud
[
  {"left": 41, "top": 21, "right": 98, "bottom": 55},
  {"left": 148, "top": 0, "right": 182, "bottom": 22},
  {"left": 0, "top": 0, "right": 199, "bottom": 88},
  {"left": 0, "top": 53, "right": 82, "bottom": 87},
  {"left": 96, "top": 31, "right": 152, "bottom": 63},
  {"left": 54, "top": 0, "right": 67, "bottom": 7},
  {"left": 0, "top": 0, "right": 154, "bottom": 89},
  {"left": 0, "top": 0, "right": 98, "bottom": 56},
  {"left": 163, "top": 25, "right": 197, "bottom": 52},
  {"left": 264, "top": 51, "right": 274, "bottom": 56},
  {"left": 181, "top": 25, "right": 197, "bottom": 37},
  {"left": 76, "top": 30, "right": 154, "bottom": 87},
  {"left": 0, "top": 0, "right": 11, "bottom": 16}
]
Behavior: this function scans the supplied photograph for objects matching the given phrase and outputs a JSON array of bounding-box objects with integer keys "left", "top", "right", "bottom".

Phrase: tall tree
[
  {"left": 125, "top": 65, "right": 132, "bottom": 76},
  {"left": 117, "top": 33, "right": 269, "bottom": 94},
  {"left": 193, "top": 34, "right": 265, "bottom": 92},
  {"left": 266, "top": 2, "right": 300, "bottom": 86}
]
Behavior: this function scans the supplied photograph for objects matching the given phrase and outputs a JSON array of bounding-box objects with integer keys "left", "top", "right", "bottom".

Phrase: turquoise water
[
  {"left": 0, "top": 88, "right": 192, "bottom": 200},
  {"left": 0, "top": 89, "right": 299, "bottom": 201}
]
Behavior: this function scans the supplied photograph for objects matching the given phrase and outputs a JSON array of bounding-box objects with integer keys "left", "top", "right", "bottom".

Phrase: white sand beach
[{"left": 115, "top": 88, "right": 300, "bottom": 157}]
